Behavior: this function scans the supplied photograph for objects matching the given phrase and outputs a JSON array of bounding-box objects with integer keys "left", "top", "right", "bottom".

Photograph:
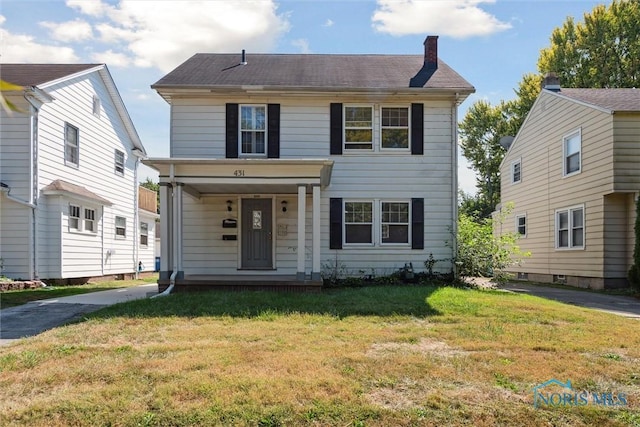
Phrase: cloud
[
  {"left": 372, "top": 0, "right": 511, "bottom": 38},
  {"left": 90, "top": 49, "right": 131, "bottom": 67},
  {"left": 324, "top": 19, "right": 334, "bottom": 27},
  {"left": 69, "top": 0, "right": 290, "bottom": 72},
  {"left": 40, "top": 19, "right": 93, "bottom": 42},
  {"left": 0, "top": 16, "right": 79, "bottom": 63},
  {"left": 291, "top": 38, "right": 311, "bottom": 53}
]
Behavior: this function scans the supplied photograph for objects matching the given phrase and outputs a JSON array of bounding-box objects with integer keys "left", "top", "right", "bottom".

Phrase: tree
[
  {"left": 629, "top": 196, "right": 640, "bottom": 291},
  {"left": 0, "top": 80, "right": 24, "bottom": 114},
  {"left": 140, "top": 177, "right": 160, "bottom": 214}
]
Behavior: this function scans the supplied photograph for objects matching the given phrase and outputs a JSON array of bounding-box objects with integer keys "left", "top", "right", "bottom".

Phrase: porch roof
[{"left": 142, "top": 158, "right": 334, "bottom": 195}]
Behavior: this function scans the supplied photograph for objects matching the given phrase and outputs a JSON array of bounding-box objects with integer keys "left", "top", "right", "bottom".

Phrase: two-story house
[
  {"left": 498, "top": 74, "right": 639, "bottom": 289},
  {"left": 144, "top": 36, "right": 474, "bottom": 292},
  {"left": 0, "top": 64, "right": 152, "bottom": 282}
]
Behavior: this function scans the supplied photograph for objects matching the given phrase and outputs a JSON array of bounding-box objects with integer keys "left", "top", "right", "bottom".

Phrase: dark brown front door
[{"left": 241, "top": 198, "right": 273, "bottom": 269}]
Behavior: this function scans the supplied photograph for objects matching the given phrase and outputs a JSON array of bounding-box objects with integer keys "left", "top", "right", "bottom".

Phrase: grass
[
  {"left": 0, "top": 275, "right": 158, "bottom": 308},
  {"left": 0, "top": 284, "right": 639, "bottom": 426}
]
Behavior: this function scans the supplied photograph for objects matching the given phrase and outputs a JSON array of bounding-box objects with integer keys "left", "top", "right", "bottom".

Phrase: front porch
[{"left": 158, "top": 274, "right": 323, "bottom": 293}]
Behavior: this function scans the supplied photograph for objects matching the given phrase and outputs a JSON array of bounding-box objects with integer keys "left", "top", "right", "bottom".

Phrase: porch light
[
  {"left": 226, "top": 200, "right": 233, "bottom": 212},
  {"left": 281, "top": 200, "right": 288, "bottom": 212}
]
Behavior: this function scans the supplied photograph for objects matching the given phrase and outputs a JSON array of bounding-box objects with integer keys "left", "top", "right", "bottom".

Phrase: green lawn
[
  {"left": 0, "top": 276, "right": 158, "bottom": 308},
  {"left": 0, "top": 284, "right": 639, "bottom": 426}
]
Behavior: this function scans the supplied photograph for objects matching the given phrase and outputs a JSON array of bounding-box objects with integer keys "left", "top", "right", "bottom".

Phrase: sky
[{"left": 0, "top": 0, "right": 608, "bottom": 194}]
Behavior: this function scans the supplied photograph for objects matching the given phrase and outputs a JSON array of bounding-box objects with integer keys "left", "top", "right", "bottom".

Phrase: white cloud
[
  {"left": 69, "top": 0, "right": 290, "bottom": 72},
  {"left": 90, "top": 49, "right": 131, "bottom": 67},
  {"left": 372, "top": 0, "right": 511, "bottom": 38},
  {"left": 291, "top": 38, "right": 311, "bottom": 53},
  {"left": 0, "top": 16, "right": 79, "bottom": 63},
  {"left": 324, "top": 19, "right": 334, "bottom": 27},
  {"left": 40, "top": 19, "right": 93, "bottom": 42}
]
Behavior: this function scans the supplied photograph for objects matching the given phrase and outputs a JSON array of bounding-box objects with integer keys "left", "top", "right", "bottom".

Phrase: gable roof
[
  {"left": 152, "top": 53, "right": 474, "bottom": 95},
  {"left": 549, "top": 88, "right": 640, "bottom": 113},
  {"left": 1, "top": 63, "right": 146, "bottom": 156}
]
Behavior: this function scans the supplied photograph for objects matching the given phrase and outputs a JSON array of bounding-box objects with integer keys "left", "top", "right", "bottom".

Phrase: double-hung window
[
  {"left": 512, "top": 159, "right": 522, "bottom": 184},
  {"left": 563, "top": 130, "right": 581, "bottom": 176},
  {"left": 65, "top": 123, "right": 79, "bottom": 167},
  {"left": 344, "top": 106, "right": 373, "bottom": 150},
  {"left": 556, "top": 206, "right": 584, "bottom": 249},
  {"left": 240, "top": 105, "right": 266, "bottom": 155},
  {"left": 92, "top": 95, "right": 101, "bottom": 117},
  {"left": 381, "top": 107, "right": 409, "bottom": 149},
  {"left": 381, "top": 202, "right": 409, "bottom": 244},
  {"left": 114, "top": 149, "right": 125, "bottom": 176},
  {"left": 69, "top": 204, "right": 81, "bottom": 230},
  {"left": 516, "top": 214, "right": 526, "bottom": 236},
  {"left": 140, "top": 222, "right": 149, "bottom": 247},
  {"left": 344, "top": 201, "right": 373, "bottom": 244},
  {"left": 84, "top": 208, "right": 96, "bottom": 233},
  {"left": 115, "top": 216, "right": 127, "bottom": 238}
]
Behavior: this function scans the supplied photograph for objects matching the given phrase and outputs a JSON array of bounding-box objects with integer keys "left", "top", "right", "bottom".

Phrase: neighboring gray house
[
  {"left": 144, "top": 36, "right": 475, "bottom": 291},
  {"left": 497, "top": 75, "right": 639, "bottom": 289},
  {"left": 0, "top": 64, "right": 151, "bottom": 282}
]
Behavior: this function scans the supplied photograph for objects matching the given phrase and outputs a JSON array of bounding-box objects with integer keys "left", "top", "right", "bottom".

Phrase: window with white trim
[
  {"left": 140, "top": 222, "right": 149, "bottom": 247},
  {"left": 563, "top": 130, "right": 581, "bottom": 176},
  {"left": 381, "top": 107, "right": 409, "bottom": 149},
  {"left": 69, "top": 204, "right": 80, "bottom": 231},
  {"left": 65, "top": 123, "right": 79, "bottom": 167},
  {"left": 84, "top": 208, "right": 96, "bottom": 233},
  {"left": 344, "top": 201, "right": 373, "bottom": 244},
  {"left": 115, "top": 216, "right": 127, "bottom": 238},
  {"left": 92, "top": 95, "right": 101, "bottom": 117},
  {"left": 114, "top": 149, "right": 125, "bottom": 176},
  {"left": 516, "top": 214, "right": 526, "bottom": 237},
  {"left": 381, "top": 201, "right": 409, "bottom": 244},
  {"left": 556, "top": 206, "right": 584, "bottom": 249},
  {"left": 512, "top": 159, "right": 521, "bottom": 184},
  {"left": 240, "top": 105, "right": 266, "bottom": 155},
  {"left": 344, "top": 106, "right": 373, "bottom": 150}
]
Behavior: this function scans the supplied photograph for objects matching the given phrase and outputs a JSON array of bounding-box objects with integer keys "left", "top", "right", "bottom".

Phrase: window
[
  {"left": 65, "top": 123, "right": 79, "bottom": 167},
  {"left": 512, "top": 159, "right": 522, "bottom": 184},
  {"left": 69, "top": 204, "right": 80, "bottom": 230},
  {"left": 114, "top": 149, "right": 125, "bottom": 176},
  {"left": 381, "top": 107, "right": 409, "bottom": 149},
  {"left": 84, "top": 208, "right": 96, "bottom": 233},
  {"left": 140, "top": 222, "right": 149, "bottom": 247},
  {"left": 240, "top": 105, "right": 266, "bottom": 155},
  {"left": 344, "top": 201, "right": 373, "bottom": 244},
  {"left": 115, "top": 216, "right": 126, "bottom": 238},
  {"left": 516, "top": 214, "right": 526, "bottom": 236},
  {"left": 381, "top": 202, "right": 409, "bottom": 244},
  {"left": 92, "top": 95, "right": 101, "bottom": 117},
  {"left": 563, "top": 130, "right": 581, "bottom": 175},
  {"left": 344, "top": 106, "right": 373, "bottom": 150},
  {"left": 556, "top": 206, "right": 584, "bottom": 249}
]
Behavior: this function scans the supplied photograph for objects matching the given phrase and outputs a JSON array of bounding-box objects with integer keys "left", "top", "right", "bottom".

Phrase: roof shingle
[
  {"left": 0, "top": 64, "right": 101, "bottom": 87},
  {"left": 555, "top": 88, "right": 640, "bottom": 112}
]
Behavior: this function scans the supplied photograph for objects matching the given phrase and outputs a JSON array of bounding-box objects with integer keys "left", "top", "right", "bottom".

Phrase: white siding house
[
  {"left": 144, "top": 36, "right": 475, "bottom": 291},
  {"left": 0, "top": 64, "right": 150, "bottom": 282},
  {"left": 498, "top": 75, "right": 639, "bottom": 289}
]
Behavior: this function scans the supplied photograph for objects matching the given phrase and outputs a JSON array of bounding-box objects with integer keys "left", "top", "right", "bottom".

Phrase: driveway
[
  {"left": 499, "top": 282, "right": 640, "bottom": 319},
  {"left": 0, "top": 283, "right": 158, "bottom": 346}
]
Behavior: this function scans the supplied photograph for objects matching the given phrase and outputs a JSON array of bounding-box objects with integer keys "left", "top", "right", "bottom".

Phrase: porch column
[
  {"left": 159, "top": 183, "right": 172, "bottom": 281},
  {"left": 312, "top": 185, "right": 321, "bottom": 280},
  {"left": 174, "top": 182, "right": 184, "bottom": 279},
  {"left": 297, "top": 185, "right": 306, "bottom": 280}
]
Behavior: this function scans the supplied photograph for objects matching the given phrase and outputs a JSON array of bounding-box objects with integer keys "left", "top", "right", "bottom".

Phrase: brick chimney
[
  {"left": 542, "top": 72, "right": 561, "bottom": 91},
  {"left": 424, "top": 36, "right": 438, "bottom": 69}
]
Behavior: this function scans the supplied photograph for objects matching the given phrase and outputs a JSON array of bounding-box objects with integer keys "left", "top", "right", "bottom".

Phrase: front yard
[{"left": 0, "top": 285, "right": 638, "bottom": 426}]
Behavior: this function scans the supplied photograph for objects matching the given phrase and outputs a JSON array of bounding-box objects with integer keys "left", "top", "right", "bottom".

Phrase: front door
[{"left": 241, "top": 198, "right": 273, "bottom": 269}]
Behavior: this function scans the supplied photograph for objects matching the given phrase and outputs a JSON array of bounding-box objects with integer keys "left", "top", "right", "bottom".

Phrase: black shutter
[
  {"left": 411, "top": 198, "right": 424, "bottom": 249},
  {"left": 329, "top": 198, "right": 343, "bottom": 249},
  {"left": 225, "top": 103, "right": 239, "bottom": 158},
  {"left": 411, "top": 103, "right": 424, "bottom": 155},
  {"left": 267, "top": 104, "right": 280, "bottom": 158},
  {"left": 330, "top": 103, "right": 343, "bottom": 155}
]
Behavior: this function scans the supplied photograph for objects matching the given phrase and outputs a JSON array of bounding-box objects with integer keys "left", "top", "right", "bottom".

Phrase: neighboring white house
[
  {"left": 0, "top": 64, "right": 152, "bottom": 282},
  {"left": 497, "top": 74, "right": 639, "bottom": 289},
  {"left": 144, "top": 36, "right": 475, "bottom": 291}
]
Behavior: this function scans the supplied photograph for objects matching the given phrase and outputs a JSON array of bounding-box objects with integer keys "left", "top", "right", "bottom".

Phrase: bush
[
  {"left": 629, "top": 195, "right": 640, "bottom": 291},
  {"left": 455, "top": 203, "right": 530, "bottom": 281}
]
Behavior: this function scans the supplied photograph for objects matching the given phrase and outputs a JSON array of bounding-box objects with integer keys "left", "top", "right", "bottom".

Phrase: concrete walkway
[
  {"left": 499, "top": 282, "right": 640, "bottom": 319},
  {"left": 0, "top": 283, "right": 158, "bottom": 346}
]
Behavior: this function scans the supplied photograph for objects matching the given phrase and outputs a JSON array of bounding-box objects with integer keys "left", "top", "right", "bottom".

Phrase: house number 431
[{"left": 233, "top": 170, "right": 245, "bottom": 177}]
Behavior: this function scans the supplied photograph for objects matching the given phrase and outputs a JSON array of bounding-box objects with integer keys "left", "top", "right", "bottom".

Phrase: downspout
[
  {"left": 452, "top": 94, "right": 460, "bottom": 279},
  {"left": 133, "top": 157, "right": 140, "bottom": 279},
  {"left": 25, "top": 92, "right": 40, "bottom": 280}
]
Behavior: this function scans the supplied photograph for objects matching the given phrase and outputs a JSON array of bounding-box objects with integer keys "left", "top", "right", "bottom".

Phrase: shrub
[{"left": 629, "top": 195, "right": 640, "bottom": 291}]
